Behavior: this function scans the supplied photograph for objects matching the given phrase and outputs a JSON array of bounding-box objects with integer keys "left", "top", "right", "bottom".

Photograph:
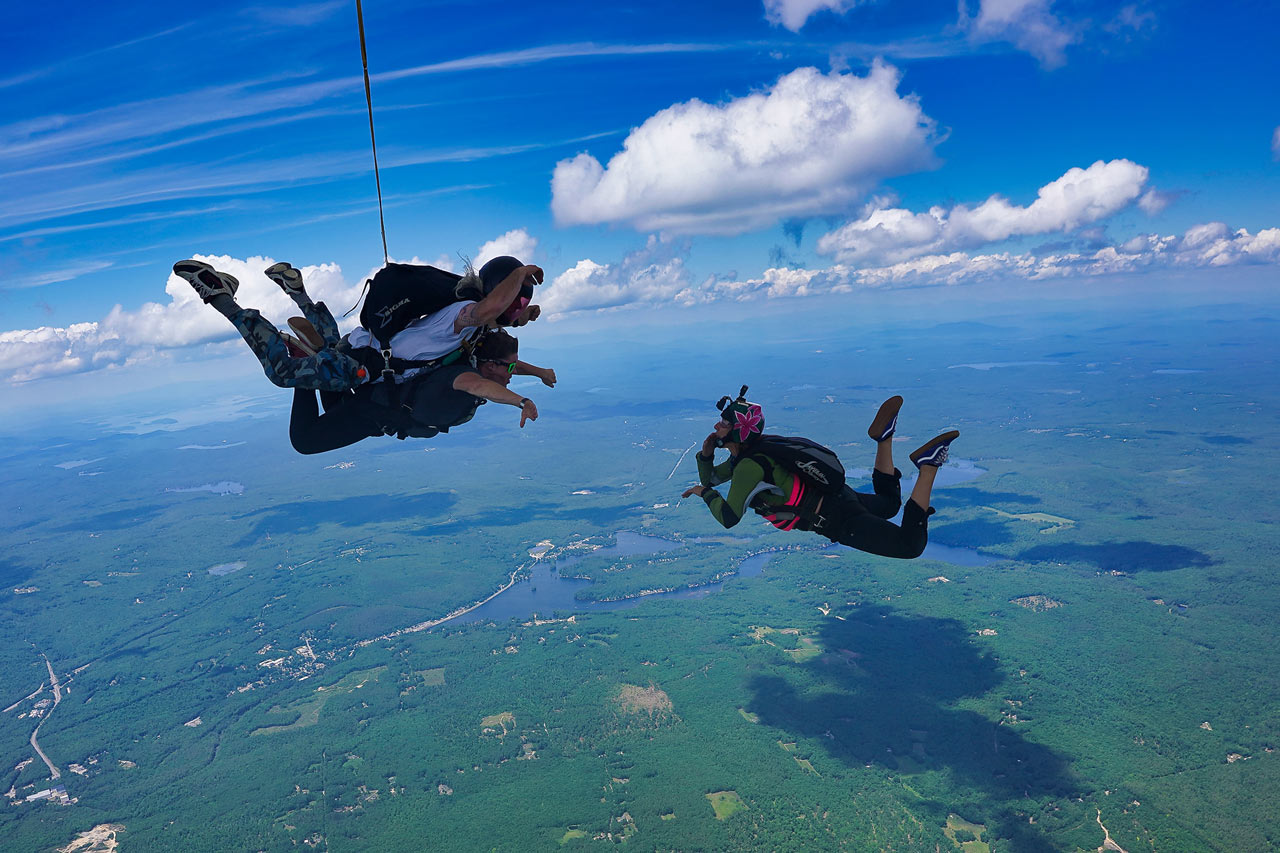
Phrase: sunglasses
[{"left": 481, "top": 359, "right": 517, "bottom": 375}]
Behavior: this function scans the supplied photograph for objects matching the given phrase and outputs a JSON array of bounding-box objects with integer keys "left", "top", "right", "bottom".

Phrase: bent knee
[{"left": 289, "top": 433, "right": 323, "bottom": 455}]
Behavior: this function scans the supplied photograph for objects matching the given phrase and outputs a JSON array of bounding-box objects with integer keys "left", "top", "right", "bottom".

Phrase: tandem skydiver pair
[{"left": 174, "top": 255, "right": 556, "bottom": 454}]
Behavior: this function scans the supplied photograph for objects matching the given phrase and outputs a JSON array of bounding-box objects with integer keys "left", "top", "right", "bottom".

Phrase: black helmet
[
  {"left": 715, "top": 384, "right": 764, "bottom": 446},
  {"left": 456, "top": 255, "right": 536, "bottom": 325}
]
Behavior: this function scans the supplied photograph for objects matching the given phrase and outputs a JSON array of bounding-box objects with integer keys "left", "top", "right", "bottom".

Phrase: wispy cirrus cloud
[
  {"left": 0, "top": 204, "right": 241, "bottom": 245},
  {"left": 0, "top": 22, "right": 197, "bottom": 93},
  {"left": 244, "top": 1, "right": 347, "bottom": 28},
  {"left": 3, "top": 260, "right": 117, "bottom": 290},
  {"left": 0, "top": 40, "right": 723, "bottom": 236},
  {"left": 377, "top": 41, "right": 730, "bottom": 84},
  {"left": 1, "top": 42, "right": 724, "bottom": 174},
  {"left": 0, "top": 131, "right": 615, "bottom": 231}
]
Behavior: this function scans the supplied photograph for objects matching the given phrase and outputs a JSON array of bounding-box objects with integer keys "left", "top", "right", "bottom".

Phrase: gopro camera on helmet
[{"left": 713, "top": 385, "right": 763, "bottom": 447}]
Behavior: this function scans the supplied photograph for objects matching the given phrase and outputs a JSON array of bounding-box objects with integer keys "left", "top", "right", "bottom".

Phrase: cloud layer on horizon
[
  {"left": 0, "top": 229, "right": 540, "bottom": 384},
  {"left": 538, "top": 219, "right": 1280, "bottom": 314},
  {"left": 4, "top": 218, "right": 1277, "bottom": 383},
  {"left": 551, "top": 62, "right": 938, "bottom": 235},
  {"left": 816, "top": 159, "right": 1152, "bottom": 264}
]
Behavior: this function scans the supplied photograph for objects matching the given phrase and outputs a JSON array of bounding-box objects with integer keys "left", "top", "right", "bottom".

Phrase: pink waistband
[{"left": 764, "top": 476, "right": 806, "bottom": 531}]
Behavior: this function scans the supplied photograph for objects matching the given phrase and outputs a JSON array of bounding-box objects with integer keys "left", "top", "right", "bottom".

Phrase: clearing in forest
[
  {"left": 56, "top": 823, "right": 125, "bottom": 853},
  {"left": 749, "top": 626, "right": 823, "bottom": 662},
  {"left": 706, "top": 790, "right": 746, "bottom": 820},
  {"left": 738, "top": 708, "right": 759, "bottom": 723},
  {"left": 418, "top": 667, "right": 446, "bottom": 686},
  {"left": 944, "top": 814, "right": 990, "bottom": 853},
  {"left": 251, "top": 666, "right": 386, "bottom": 736},
  {"left": 481, "top": 711, "right": 515, "bottom": 736},
  {"left": 794, "top": 756, "right": 820, "bottom": 776},
  {"left": 983, "top": 506, "right": 1075, "bottom": 533},
  {"left": 1011, "top": 595, "right": 1066, "bottom": 611},
  {"left": 559, "top": 828, "right": 588, "bottom": 844},
  {"left": 615, "top": 683, "right": 673, "bottom": 716}
]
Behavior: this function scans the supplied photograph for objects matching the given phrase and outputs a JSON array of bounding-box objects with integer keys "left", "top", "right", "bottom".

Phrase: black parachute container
[{"left": 358, "top": 263, "right": 462, "bottom": 348}]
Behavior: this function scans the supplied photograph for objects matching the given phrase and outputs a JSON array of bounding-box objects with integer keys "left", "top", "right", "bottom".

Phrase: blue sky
[{"left": 1, "top": 0, "right": 1277, "bottom": 390}]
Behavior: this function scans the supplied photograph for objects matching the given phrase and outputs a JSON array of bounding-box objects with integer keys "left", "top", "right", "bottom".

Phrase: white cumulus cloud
[
  {"left": 0, "top": 231, "right": 551, "bottom": 383},
  {"left": 695, "top": 220, "right": 1280, "bottom": 299},
  {"left": 0, "top": 255, "right": 364, "bottom": 383},
  {"left": 763, "top": 0, "right": 864, "bottom": 32},
  {"left": 843, "top": 221, "right": 1280, "bottom": 285},
  {"left": 551, "top": 62, "right": 938, "bottom": 235},
  {"left": 475, "top": 228, "right": 538, "bottom": 266},
  {"left": 1272, "top": 126, "right": 1280, "bottom": 160},
  {"left": 960, "top": 0, "right": 1079, "bottom": 68},
  {"left": 540, "top": 238, "right": 692, "bottom": 314},
  {"left": 816, "top": 159, "right": 1150, "bottom": 264}
]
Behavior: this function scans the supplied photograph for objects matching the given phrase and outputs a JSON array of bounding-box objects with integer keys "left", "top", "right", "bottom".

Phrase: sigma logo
[
  {"left": 795, "top": 460, "right": 829, "bottom": 484},
  {"left": 375, "top": 298, "right": 411, "bottom": 325}
]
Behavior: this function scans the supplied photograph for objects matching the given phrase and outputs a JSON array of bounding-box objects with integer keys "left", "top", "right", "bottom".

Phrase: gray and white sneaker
[
  {"left": 264, "top": 261, "right": 305, "bottom": 296},
  {"left": 173, "top": 260, "right": 238, "bottom": 303},
  {"left": 910, "top": 430, "right": 959, "bottom": 468}
]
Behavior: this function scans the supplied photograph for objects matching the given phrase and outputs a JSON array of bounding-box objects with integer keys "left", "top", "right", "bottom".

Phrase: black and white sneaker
[
  {"left": 264, "top": 261, "right": 305, "bottom": 296},
  {"left": 868, "top": 395, "right": 903, "bottom": 442},
  {"left": 173, "top": 260, "right": 238, "bottom": 303},
  {"left": 910, "top": 430, "right": 959, "bottom": 468}
]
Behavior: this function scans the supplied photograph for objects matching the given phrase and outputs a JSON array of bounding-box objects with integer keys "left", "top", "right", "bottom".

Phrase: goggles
[{"left": 482, "top": 359, "right": 517, "bottom": 375}]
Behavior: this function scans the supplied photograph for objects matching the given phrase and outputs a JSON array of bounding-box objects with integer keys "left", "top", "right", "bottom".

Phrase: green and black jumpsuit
[{"left": 696, "top": 448, "right": 932, "bottom": 559}]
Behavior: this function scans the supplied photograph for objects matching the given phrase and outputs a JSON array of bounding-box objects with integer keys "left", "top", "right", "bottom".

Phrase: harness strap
[{"left": 749, "top": 453, "right": 825, "bottom": 531}]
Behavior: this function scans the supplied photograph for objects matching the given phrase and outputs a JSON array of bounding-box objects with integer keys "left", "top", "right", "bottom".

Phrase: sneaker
[
  {"left": 173, "top": 260, "right": 238, "bottom": 303},
  {"left": 281, "top": 332, "right": 316, "bottom": 358},
  {"left": 264, "top": 261, "right": 304, "bottom": 296},
  {"left": 868, "top": 395, "right": 903, "bottom": 442},
  {"left": 910, "top": 430, "right": 960, "bottom": 468},
  {"left": 288, "top": 317, "right": 326, "bottom": 352}
]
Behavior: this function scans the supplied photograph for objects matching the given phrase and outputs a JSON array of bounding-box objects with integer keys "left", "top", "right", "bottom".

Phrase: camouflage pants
[{"left": 229, "top": 302, "right": 364, "bottom": 392}]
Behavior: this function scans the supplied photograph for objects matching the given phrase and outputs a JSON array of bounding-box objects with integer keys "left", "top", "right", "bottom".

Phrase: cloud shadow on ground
[
  {"left": 1017, "top": 541, "right": 1214, "bottom": 573},
  {"left": 231, "top": 491, "right": 459, "bottom": 546},
  {"left": 746, "top": 604, "right": 1076, "bottom": 849}
]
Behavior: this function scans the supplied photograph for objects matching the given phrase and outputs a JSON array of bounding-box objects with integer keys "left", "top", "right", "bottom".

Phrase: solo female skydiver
[{"left": 681, "top": 392, "right": 958, "bottom": 559}]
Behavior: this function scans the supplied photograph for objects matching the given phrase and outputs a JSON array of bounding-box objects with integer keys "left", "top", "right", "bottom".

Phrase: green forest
[{"left": 2, "top": 301, "right": 1277, "bottom": 851}]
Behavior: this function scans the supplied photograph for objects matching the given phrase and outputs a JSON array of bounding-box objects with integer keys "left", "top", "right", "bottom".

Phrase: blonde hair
[{"left": 455, "top": 253, "right": 483, "bottom": 300}]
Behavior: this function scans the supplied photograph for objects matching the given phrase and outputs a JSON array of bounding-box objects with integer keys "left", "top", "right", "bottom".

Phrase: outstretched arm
[
  {"left": 452, "top": 371, "right": 539, "bottom": 427},
  {"left": 514, "top": 360, "right": 556, "bottom": 387},
  {"left": 457, "top": 264, "right": 543, "bottom": 330}
]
